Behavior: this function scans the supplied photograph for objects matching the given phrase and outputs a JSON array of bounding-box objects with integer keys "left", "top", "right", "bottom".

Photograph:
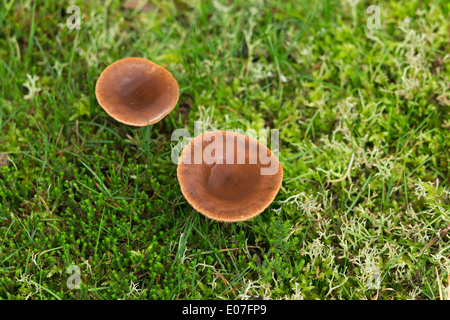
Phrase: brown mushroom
[
  {"left": 95, "top": 57, "right": 179, "bottom": 126},
  {"left": 177, "top": 130, "right": 283, "bottom": 222}
]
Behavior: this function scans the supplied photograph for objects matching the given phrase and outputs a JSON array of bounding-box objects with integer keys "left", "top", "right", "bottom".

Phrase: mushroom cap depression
[
  {"left": 95, "top": 57, "right": 179, "bottom": 126},
  {"left": 177, "top": 130, "right": 283, "bottom": 222}
]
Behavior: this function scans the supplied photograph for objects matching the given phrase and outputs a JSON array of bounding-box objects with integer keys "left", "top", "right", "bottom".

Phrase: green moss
[{"left": 0, "top": 0, "right": 449, "bottom": 300}]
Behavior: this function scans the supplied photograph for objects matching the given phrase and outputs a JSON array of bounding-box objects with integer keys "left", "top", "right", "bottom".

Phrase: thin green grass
[{"left": 0, "top": 0, "right": 449, "bottom": 300}]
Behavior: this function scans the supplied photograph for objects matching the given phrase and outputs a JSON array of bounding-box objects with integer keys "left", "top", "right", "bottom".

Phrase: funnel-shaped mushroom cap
[
  {"left": 177, "top": 131, "right": 283, "bottom": 222},
  {"left": 95, "top": 57, "right": 179, "bottom": 126}
]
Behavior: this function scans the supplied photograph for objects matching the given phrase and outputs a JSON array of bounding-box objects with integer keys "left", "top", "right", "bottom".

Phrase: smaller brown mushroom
[
  {"left": 95, "top": 57, "right": 179, "bottom": 126},
  {"left": 177, "top": 130, "right": 283, "bottom": 222}
]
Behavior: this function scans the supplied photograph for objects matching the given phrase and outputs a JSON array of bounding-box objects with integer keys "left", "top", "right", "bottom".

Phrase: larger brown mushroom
[
  {"left": 177, "top": 130, "right": 283, "bottom": 222},
  {"left": 95, "top": 57, "right": 179, "bottom": 126}
]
